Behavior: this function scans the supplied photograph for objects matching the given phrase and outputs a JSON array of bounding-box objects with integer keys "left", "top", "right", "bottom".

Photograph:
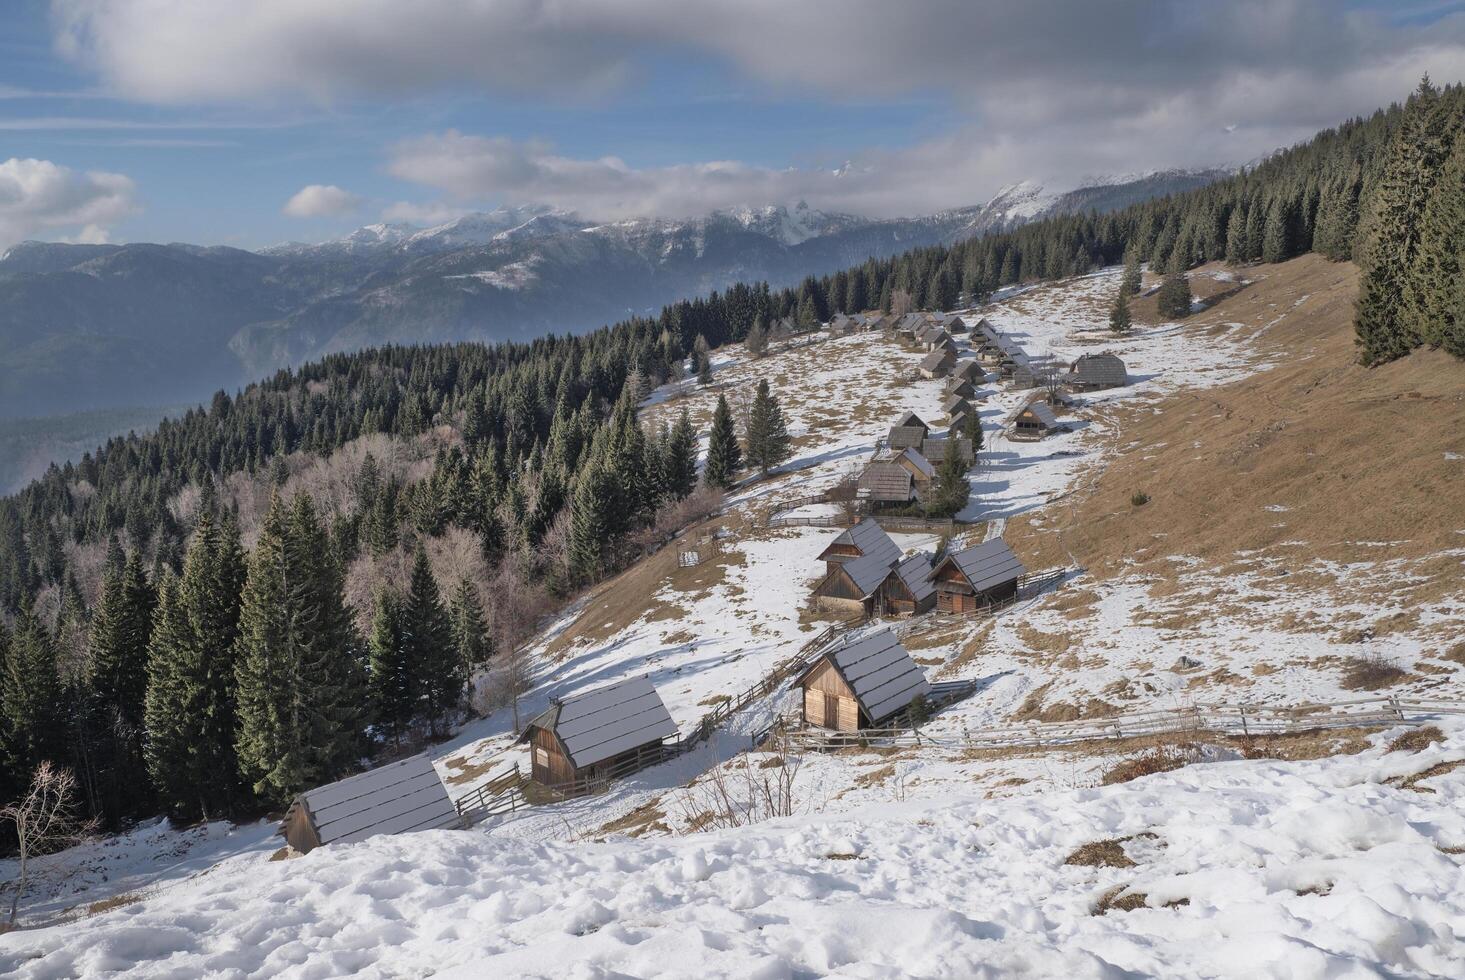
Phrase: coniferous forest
[{"left": 2, "top": 80, "right": 1464, "bottom": 830}]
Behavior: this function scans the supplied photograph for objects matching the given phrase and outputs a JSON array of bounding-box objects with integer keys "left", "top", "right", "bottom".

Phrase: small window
[{"left": 534, "top": 746, "right": 549, "bottom": 767}]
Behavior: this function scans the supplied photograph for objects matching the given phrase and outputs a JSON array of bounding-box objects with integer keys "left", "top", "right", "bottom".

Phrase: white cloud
[
  {"left": 379, "top": 200, "right": 470, "bottom": 225},
  {"left": 0, "top": 157, "right": 138, "bottom": 250},
  {"left": 283, "top": 183, "right": 363, "bottom": 218}
]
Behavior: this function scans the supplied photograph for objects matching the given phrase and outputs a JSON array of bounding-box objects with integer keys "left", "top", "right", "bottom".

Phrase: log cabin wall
[
  {"left": 801, "top": 658, "right": 862, "bottom": 731},
  {"left": 529, "top": 726, "right": 577, "bottom": 786}
]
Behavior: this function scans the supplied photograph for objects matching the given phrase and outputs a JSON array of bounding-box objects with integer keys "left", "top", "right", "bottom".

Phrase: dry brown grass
[
  {"left": 1010, "top": 682, "right": 1119, "bottom": 723},
  {"left": 852, "top": 764, "right": 897, "bottom": 789},
  {"left": 1339, "top": 655, "right": 1412, "bottom": 691},
  {"left": 1390, "top": 759, "right": 1465, "bottom": 794},
  {"left": 1388, "top": 725, "right": 1445, "bottom": 753},
  {"left": 597, "top": 800, "right": 672, "bottom": 838},
  {"left": 86, "top": 892, "right": 142, "bottom": 916},
  {"left": 1064, "top": 837, "right": 1138, "bottom": 869},
  {"left": 1092, "top": 886, "right": 1150, "bottom": 915},
  {"left": 1006, "top": 255, "right": 1465, "bottom": 619},
  {"left": 1100, "top": 746, "right": 1195, "bottom": 785}
]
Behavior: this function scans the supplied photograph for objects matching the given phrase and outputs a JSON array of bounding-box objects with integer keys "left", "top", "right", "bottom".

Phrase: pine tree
[
  {"left": 234, "top": 493, "right": 366, "bottom": 804},
  {"left": 1224, "top": 203, "right": 1250, "bottom": 265},
  {"left": 89, "top": 549, "right": 155, "bottom": 743},
  {"left": 1261, "top": 198, "right": 1292, "bottom": 264},
  {"left": 932, "top": 440, "right": 971, "bottom": 517},
  {"left": 0, "top": 605, "right": 64, "bottom": 789},
  {"left": 965, "top": 410, "right": 984, "bottom": 456},
  {"left": 745, "top": 318, "right": 770, "bottom": 357},
  {"left": 1120, "top": 247, "right": 1142, "bottom": 296},
  {"left": 1156, "top": 266, "right": 1192, "bottom": 320},
  {"left": 1356, "top": 76, "right": 1452, "bottom": 365},
  {"left": 366, "top": 588, "right": 412, "bottom": 747},
  {"left": 1403, "top": 128, "right": 1465, "bottom": 350},
  {"left": 664, "top": 409, "right": 698, "bottom": 500},
  {"left": 703, "top": 395, "right": 742, "bottom": 489},
  {"left": 402, "top": 545, "right": 460, "bottom": 737},
  {"left": 449, "top": 578, "right": 490, "bottom": 674},
  {"left": 743, "top": 379, "right": 791, "bottom": 476},
  {"left": 567, "top": 459, "right": 616, "bottom": 584},
  {"left": 1109, "top": 288, "right": 1132, "bottom": 334}
]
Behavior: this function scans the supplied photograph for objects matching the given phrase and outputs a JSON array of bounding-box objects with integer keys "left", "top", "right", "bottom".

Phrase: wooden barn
[
  {"left": 896, "top": 312, "right": 926, "bottom": 340},
  {"left": 816, "top": 518, "right": 901, "bottom": 574},
  {"left": 931, "top": 538, "right": 1026, "bottom": 613},
  {"left": 796, "top": 630, "right": 931, "bottom": 731},
  {"left": 943, "top": 393, "right": 971, "bottom": 419},
  {"left": 919, "top": 348, "right": 957, "bottom": 379},
  {"left": 945, "top": 377, "right": 978, "bottom": 401},
  {"left": 921, "top": 435, "right": 974, "bottom": 468},
  {"left": 828, "top": 313, "right": 855, "bottom": 336},
  {"left": 1065, "top": 352, "right": 1128, "bottom": 390},
  {"left": 1008, "top": 400, "right": 1059, "bottom": 440},
  {"left": 889, "top": 448, "right": 935, "bottom": 497},
  {"left": 518, "top": 677, "right": 679, "bottom": 789},
  {"left": 856, "top": 462, "right": 916, "bottom": 505},
  {"left": 886, "top": 410, "right": 929, "bottom": 450},
  {"left": 282, "top": 754, "right": 462, "bottom": 854},
  {"left": 948, "top": 407, "right": 976, "bottom": 437},
  {"left": 942, "top": 314, "right": 969, "bottom": 334}
]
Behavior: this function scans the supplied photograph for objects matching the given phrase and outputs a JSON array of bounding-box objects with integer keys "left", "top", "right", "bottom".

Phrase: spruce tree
[
  {"left": 0, "top": 605, "right": 64, "bottom": 788},
  {"left": 402, "top": 545, "right": 460, "bottom": 737},
  {"left": 703, "top": 395, "right": 742, "bottom": 489},
  {"left": 234, "top": 493, "right": 366, "bottom": 804},
  {"left": 1224, "top": 203, "right": 1250, "bottom": 265},
  {"left": 367, "top": 589, "right": 412, "bottom": 747},
  {"left": 1356, "top": 76, "right": 1452, "bottom": 365},
  {"left": 932, "top": 442, "right": 971, "bottom": 517},
  {"left": 743, "top": 379, "right": 791, "bottom": 476},
  {"left": 1109, "top": 288, "right": 1133, "bottom": 334},
  {"left": 1403, "top": 128, "right": 1465, "bottom": 350},
  {"left": 567, "top": 459, "right": 616, "bottom": 583},
  {"left": 89, "top": 549, "right": 155, "bottom": 743},
  {"left": 449, "top": 578, "right": 490, "bottom": 673},
  {"left": 1261, "top": 198, "right": 1292, "bottom": 264},
  {"left": 1120, "top": 248, "right": 1142, "bottom": 296},
  {"left": 665, "top": 409, "right": 699, "bottom": 500},
  {"left": 1156, "top": 267, "right": 1192, "bottom": 320}
]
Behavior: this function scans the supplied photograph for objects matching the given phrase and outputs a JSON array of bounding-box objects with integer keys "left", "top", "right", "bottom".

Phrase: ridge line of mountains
[{"left": 0, "top": 169, "right": 1224, "bottom": 421}]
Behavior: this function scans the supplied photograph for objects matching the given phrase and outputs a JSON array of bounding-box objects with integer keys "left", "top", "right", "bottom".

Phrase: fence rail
[
  {"left": 774, "top": 695, "right": 1465, "bottom": 753},
  {"left": 453, "top": 764, "right": 528, "bottom": 823}
]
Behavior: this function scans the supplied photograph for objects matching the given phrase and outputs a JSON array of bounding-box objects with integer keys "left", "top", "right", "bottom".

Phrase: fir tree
[
  {"left": 1109, "top": 287, "right": 1133, "bottom": 334},
  {"left": 1261, "top": 198, "right": 1292, "bottom": 264},
  {"left": 1403, "top": 127, "right": 1465, "bottom": 350},
  {"left": 1356, "top": 76, "right": 1453, "bottom": 365},
  {"left": 664, "top": 409, "right": 699, "bottom": 500},
  {"left": 567, "top": 459, "right": 616, "bottom": 584},
  {"left": 1120, "top": 247, "right": 1142, "bottom": 296},
  {"left": 449, "top": 577, "right": 490, "bottom": 673},
  {"left": 1156, "top": 267, "right": 1192, "bottom": 320},
  {"left": 703, "top": 395, "right": 742, "bottom": 489},
  {"left": 88, "top": 549, "right": 155, "bottom": 743},
  {"left": 234, "top": 493, "right": 366, "bottom": 804},
  {"left": 1224, "top": 203, "right": 1250, "bottom": 265},
  {"left": 743, "top": 380, "right": 791, "bottom": 476},
  {"left": 402, "top": 544, "right": 460, "bottom": 737},
  {"left": 366, "top": 588, "right": 412, "bottom": 747},
  {"left": 745, "top": 317, "right": 770, "bottom": 357},
  {"left": 0, "top": 605, "right": 64, "bottom": 789},
  {"left": 931, "top": 441, "right": 971, "bottom": 517}
]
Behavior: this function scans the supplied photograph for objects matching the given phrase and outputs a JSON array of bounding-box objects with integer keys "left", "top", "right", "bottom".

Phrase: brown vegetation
[{"left": 1387, "top": 725, "right": 1445, "bottom": 753}]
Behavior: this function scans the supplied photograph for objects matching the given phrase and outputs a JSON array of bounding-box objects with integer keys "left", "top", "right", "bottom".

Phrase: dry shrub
[
  {"left": 1064, "top": 838, "right": 1137, "bottom": 869},
  {"left": 1092, "top": 886, "right": 1149, "bottom": 915},
  {"left": 1390, "top": 759, "right": 1465, "bottom": 794},
  {"left": 1340, "top": 654, "right": 1410, "bottom": 691},
  {"left": 1101, "top": 746, "right": 1195, "bottom": 785},
  {"left": 86, "top": 893, "right": 142, "bottom": 916},
  {"left": 1387, "top": 725, "right": 1445, "bottom": 753}
]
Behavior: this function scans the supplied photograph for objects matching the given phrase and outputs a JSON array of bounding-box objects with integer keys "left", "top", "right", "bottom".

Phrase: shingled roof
[
  {"left": 818, "top": 518, "right": 901, "bottom": 567},
  {"left": 920, "top": 349, "right": 956, "bottom": 373},
  {"left": 894, "top": 410, "right": 927, "bottom": 431},
  {"left": 887, "top": 425, "right": 927, "bottom": 450},
  {"left": 858, "top": 462, "right": 915, "bottom": 502},
  {"left": 921, "top": 436, "right": 973, "bottom": 465},
  {"left": 800, "top": 629, "right": 930, "bottom": 724},
  {"left": 1067, "top": 352, "right": 1128, "bottom": 388},
  {"left": 1010, "top": 400, "right": 1059, "bottom": 428},
  {"left": 283, "top": 754, "right": 460, "bottom": 853},
  {"left": 894, "top": 447, "right": 935, "bottom": 479},
  {"left": 522, "top": 677, "right": 678, "bottom": 770},
  {"left": 935, "top": 538, "right": 1027, "bottom": 595},
  {"left": 892, "top": 553, "right": 936, "bottom": 605},
  {"left": 952, "top": 360, "right": 984, "bottom": 383}
]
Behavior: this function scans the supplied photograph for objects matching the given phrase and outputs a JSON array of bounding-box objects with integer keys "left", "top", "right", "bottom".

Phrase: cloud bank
[
  {"left": 283, "top": 184, "right": 363, "bottom": 218},
  {"left": 0, "top": 157, "right": 137, "bottom": 250}
]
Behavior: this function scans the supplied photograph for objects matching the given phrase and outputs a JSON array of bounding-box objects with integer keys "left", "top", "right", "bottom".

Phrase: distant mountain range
[{"left": 0, "top": 170, "right": 1224, "bottom": 419}]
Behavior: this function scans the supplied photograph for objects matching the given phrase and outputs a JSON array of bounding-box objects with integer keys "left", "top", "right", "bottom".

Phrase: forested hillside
[{"left": 2, "top": 80, "right": 1463, "bottom": 833}]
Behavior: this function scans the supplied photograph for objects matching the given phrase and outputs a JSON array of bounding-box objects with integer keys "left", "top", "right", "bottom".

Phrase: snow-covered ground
[{"left": 5, "top": 723, "right": 1462, "bottom": 978}]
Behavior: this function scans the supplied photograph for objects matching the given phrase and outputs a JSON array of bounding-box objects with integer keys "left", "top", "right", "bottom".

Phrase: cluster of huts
[
  {"left": 812, "top": 517, "right": 1027, "bottom": 620},
  {"left": 857, "top": 410, "right": 975, "bottom": 507}
]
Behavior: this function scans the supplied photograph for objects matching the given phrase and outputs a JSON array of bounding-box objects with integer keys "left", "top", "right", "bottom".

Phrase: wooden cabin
[
  {"left": 796, "top": 629, "right": 931, "bottom": 731},
  {"left": 931, "top": 538, "right": 1027, "bottom": 613},
  {"left": 921, "top": 435, "right": 974, "bottom": 468},
  {"left": 518, "top": 677, "right": 679, "bottom": 789},
  {"left": 856, "top": 462, "right": 915, "bottom": 505},
  {"left": 282, "top": 754, "right": 461, "bottom": 854},
  {"left": 1008, "top": 400, "right": 1059, "bottom": 441},
  {"left": 942, "top": 314, "right": 969, "bottom": 334},
  {"left": 1066, "top": 352, "right": 1128, "bottom": 390},
  {"left": 816, "top": 518, "right": 901, "bottom": 576},
  {"left": 945, "top": 378, "right": 978, "bottom": 401},
  {"left": 889, "top": 448, "right": 935, "bottom": 497},
  {"left": 947, "top": 407, "right": 976, "bottom": 437},
  {"left": 943, "top": 393, "right": 971, "bottom": 419},
  {"left": 896, "top": 312, "right": 926, "bottom": 340},
  {"left": 952, "top": 360, "right": 985, "bottom": 385},
  {"left": 828, "top": 313, "right": 855, "bottom": 336},
  {"left": 885, "top": 410, "right": 929, "bottom": 451},
  {"left": 919, "top": 348, "right": 957, "bottom": 379}
]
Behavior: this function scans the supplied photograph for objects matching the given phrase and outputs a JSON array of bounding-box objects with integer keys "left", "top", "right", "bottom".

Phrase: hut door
[{"left": 824, "top": 692, "right": 839, "bottom": 728}]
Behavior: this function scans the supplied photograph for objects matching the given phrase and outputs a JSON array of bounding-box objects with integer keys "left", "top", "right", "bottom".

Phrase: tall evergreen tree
[
  {"left": 1403, "top": 127, "right": 1465, "bottom": 351},
  {"left": 703, "top": 395, "right": 742, "bottom": 489},
  {"left": 1356, "top": 76, "right": 1453, "bottom": 365},
  {"left": 664, "top": 409, "right": 699, "bottom": 500},
  {"left": 931, "top": 441, "right": 971, "bottom": 517},
  {"left": 1156, "top": 266, "right": 1192, "bottom": 320},
  {"left": 0, "top": 605, "right": 64, "bottom": 793},
  {"left": 743, "top": 380, "right": 791, "bottom": 476},
  {"left": 1109, "top": 288, "right": 1133, "bottom": 334},
  {"left": 366, "top": 588, "right": 412, "bottom": 747},
  {"left": 449, "top": 578, "right": 490, "bottom": 673},
  {"left": 234, "top": 493, "right": 366, "bottom": 804},
  {"left": 1120, "top": 247, "right": 1142, "bottom": 296},
  {"left": 401, "top": 545, "right": 460, "bottom": 737},
  {"left": 567, "top": 459, "right": 616, "bottom": 583}
]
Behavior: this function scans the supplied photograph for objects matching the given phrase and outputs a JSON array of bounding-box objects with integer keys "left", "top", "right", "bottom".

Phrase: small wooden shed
[
  {"left": 921, "top": 436, "right": 974, "bottom": 468},
  {"left": 945, "top": 378, "right": 978, "bottom": 400},
  {"left": 796, "top": 629, "right": 931, "bottom": 731},
  {"left": 518, "top": 677, "right": 679, "bottom": 789},
  {"left": 1009, "top": 400, "right": 1059, "bottom": 440},
  {"left": 1066, "top": 352, "right": 1128, "bottom": 390},
  {"left": 890, "top": 448, "right": 935, "bottom": 496},
  {"left": 856, "top": 462, "right": 915, "bottom": 505},
  {"left": 919, "top": 348, "right": 957, "bottom": 379},
  {"left": 816, "top": 518, "right": 901, "bottom": 575},
  {"left": 282, "top": 754, "right": 461, "bottom": 854},
  {"left": 943, "top": 393, "right": 971, "bottom": 418},
  {"left": 942, "top": 314, "right": 969, "bottom": 334},
  {"left": 931, "top": 538, "right": 1027, "bottom": 613}
]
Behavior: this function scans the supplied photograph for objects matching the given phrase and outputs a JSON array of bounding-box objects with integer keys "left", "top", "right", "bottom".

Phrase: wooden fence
[
  {"left": 774, "top": 695, "right": 1465, "bottom": 753},
  {"left": 453, "top": 764, "right": 528, "bottom": 823}
]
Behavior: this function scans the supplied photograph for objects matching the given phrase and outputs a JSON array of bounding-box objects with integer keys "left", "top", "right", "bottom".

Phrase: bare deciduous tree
[
  {"left": 3, "top": 762, "right": 98, "bottom": 926},
  {"left": 486, "top": 559, "right": 549, "bottom": 732}
]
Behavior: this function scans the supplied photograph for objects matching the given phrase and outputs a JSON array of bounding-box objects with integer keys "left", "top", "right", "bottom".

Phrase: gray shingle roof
[
  {"left": 531, "top": 676, "right": 678, "bottom": 770},
  {"left": 943, "top": 393, "right": 970, "bottom": 415},
  {"left": 920, "top": 349, "right": 955, "bottom": 372},
  {"left": 819, "top": 629, "right": 930, "bottom": 723},
  {"left": 858, "top": 462, "right": 915, "bottom": 502},
  {"left": 292, "top": 754, "right": 459, "bottom": 847},
  {"left": 887, "top": 425, "right": 926, "bottom": 450},
  {"left": 942, "top": 315, "right": 968, "bottom": 332},
  {"left": 895, "top": 448, "right": 935, "bottom": 479},
  {"left": 939, "top": 538, "right": 1027, "bottom": 595},
  {"left": 1012, "top": 401, "right": 1058, "bottom": 427},
  {"left": 921, "top": 436, "right": 973, "bottom": 464},
  {"left": 952, "top": 360, "right": 984, "bottom": 383},
  {"left": 1068, "top": 352, "right": 1128, "bottom": 387},
  {"left": 895, "top": 410, "right": 927, "bottom": 431},
  {"left": 821, "top": 518, "right": 901, "bottom": 567},
  {"left": 893, "top": 553, "right": 935, "bottom": 604}
]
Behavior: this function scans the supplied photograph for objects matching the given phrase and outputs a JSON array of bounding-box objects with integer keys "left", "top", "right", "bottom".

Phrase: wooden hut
[
  {"left": 886, "top": 410, "right": 929, "bottom": 450},
  {"left": 947, "top": 407, "right": 976, "bottom": 437},
  {"left": 1065, "top": 352, "right": 1128, "bottom": 390},
  {"left": 944, "top": 377, "right": 978, "bottom": 400},
  {"left": 796, "top": 630, "right": 930, "bottom": 731},
  {"left": 896, "top": 312, "right": 926, "bottom": 340},
  {"left": 943, "top": 393, "right": 971, "bottom": 419},
  {"left": 889, "top": 448, "right": 935, "bottom": 497},
  {"left": 921, "top": 435, "right": 974, "bottom": 468},
  {"left": 930, "top": 538, "right": 1027, "bottom": 613},
  {"left": 518, "top": 677, "right": 679, "bottom": 789},
  {"left": 282, "top": 754, "right": 461, "bottom": 854},
  {"left": 828, "top": 313, "right": 855, "bottom": 336},
  {"left": 1008, "top": 400, "right": 1059, "bottom": 440},
  {"left": 816, "top": 518, "right": 900, "bottom": 575},
  {"left": 856, "top": 462, "right": 915, "bottom": 505},
  {"left": 942, "top": 314, "right": 969, "bottom": 334},
  {"left": 919, "top": 348, "right": 957, "bottom": 379}
]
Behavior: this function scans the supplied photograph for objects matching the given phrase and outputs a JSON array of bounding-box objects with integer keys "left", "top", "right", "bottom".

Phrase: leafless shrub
[
  {"left": 677, "top": 742, "right": 803, "bottom": 832},
  {"left": 1388, "top": 725, "right": 1445, "bottom": 753},
  {"left": 1340, "top": 652, "right": 1410, "bottom": 691},
  {"left": 2, "top": 762, "right": 99, "bottom": 926},
  {"left": 1100, "top": 745, "right": 1197, "bottom": 786}
]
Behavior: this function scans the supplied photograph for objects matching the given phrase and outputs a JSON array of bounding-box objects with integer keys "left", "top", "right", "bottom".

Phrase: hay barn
[
  {"left": 1066, "top": 352, "right": 1128, "bottom": 390},
  {"left": 1009, "top": 400, "right": 1059, "bottom": 440},
  {"left": 518, "top": 677, "right": 679, "bottom": 789},
  {"left": 282, "top": 755, "right": 461, "bottom": 855},
  {"left": 931, "top": 538, "right": 1027, "bottom": 613},
  {"left": 796, "top": 630, "right": 930, "bottom": 731}
]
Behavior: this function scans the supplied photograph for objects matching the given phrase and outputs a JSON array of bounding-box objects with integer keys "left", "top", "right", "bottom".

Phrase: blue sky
[{"left": 4, "top": 0, "right": 1465, "bottom": 250}]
